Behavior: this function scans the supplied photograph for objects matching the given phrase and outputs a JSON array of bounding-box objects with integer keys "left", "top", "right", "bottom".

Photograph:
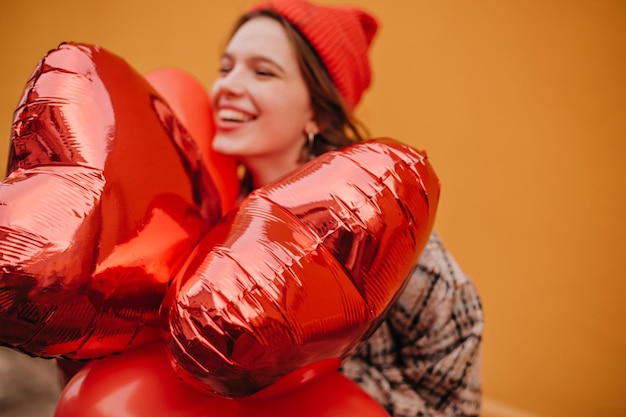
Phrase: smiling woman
[
  {"left": 180, "top": 1, "right": 484, "bottom": 416},
  {"left": 2, "top": 0, "right": 483, "bottom": 417},
  {"left": 2, "top": 2, "right": 480, "bottom": 416},
  {"left": 209, "top": 7, "right": 372, "bottom": 194},
  {"left": 1, "top": 0, "right": 625, "bottom": 416},
  {"left": 210, "top": 15, "right": 317, "bottom": 186}
]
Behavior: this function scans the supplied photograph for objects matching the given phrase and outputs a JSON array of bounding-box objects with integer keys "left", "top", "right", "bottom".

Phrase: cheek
[
  {"left": 208, "top": 83, "right": 219, "bottom": 109},
  {"left": 261, "top": 88, "right": 312, "bottom": 123}
]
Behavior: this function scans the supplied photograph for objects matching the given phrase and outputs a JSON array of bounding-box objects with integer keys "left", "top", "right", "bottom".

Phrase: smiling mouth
[{"left": 218, "top": 109, "right": 255, "bottom": 123}]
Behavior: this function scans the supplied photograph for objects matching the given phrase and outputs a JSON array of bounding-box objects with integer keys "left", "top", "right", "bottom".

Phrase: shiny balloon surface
[
  {"left": 0, "top": 43, "right": 222, "bottom": 359},
  {"left": 167, "top": 138, "right": 440, "bottom": 397},
  {"left": 145, "top": 68, "right": 239, "bottom": 214},
  {"left": 55, "top": 343, "right": 389, "bottom": 417}
]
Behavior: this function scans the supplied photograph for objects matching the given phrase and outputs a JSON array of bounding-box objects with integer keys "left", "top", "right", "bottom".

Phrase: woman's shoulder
[
  {"left": 389, "top": 229, "right": 484, "bottom": 339},
  {"left": 414, "top": 229, "right": 472, "bottom": 287}
]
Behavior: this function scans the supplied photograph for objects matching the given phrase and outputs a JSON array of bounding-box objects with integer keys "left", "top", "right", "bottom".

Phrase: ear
[{"left": 304, "top": 120, "right": 320, "bottom": 136}]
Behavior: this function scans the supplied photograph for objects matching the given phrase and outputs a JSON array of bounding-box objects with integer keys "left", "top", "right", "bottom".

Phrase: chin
[{"left": 211, "top": 133, "right": 239, "bottom": 156}]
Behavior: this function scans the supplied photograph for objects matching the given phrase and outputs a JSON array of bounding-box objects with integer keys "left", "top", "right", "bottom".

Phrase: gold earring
[{"left": 307, "top": 131, "right": 315, "bottom": 150}]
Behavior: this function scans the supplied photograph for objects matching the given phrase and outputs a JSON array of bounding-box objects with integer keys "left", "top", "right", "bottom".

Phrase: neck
[{"left": 243, "top": 153, "right": 301, "bottom": 190}]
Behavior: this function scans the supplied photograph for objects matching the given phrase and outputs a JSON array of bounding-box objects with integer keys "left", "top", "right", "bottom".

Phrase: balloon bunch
[{"left": 0, "top": 43, "right": 439, "bottom": 416}]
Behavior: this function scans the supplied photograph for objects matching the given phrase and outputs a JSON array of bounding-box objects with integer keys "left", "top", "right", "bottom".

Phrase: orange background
[{"left": 0, "top": 1, "right": 624, "bottom": 416}]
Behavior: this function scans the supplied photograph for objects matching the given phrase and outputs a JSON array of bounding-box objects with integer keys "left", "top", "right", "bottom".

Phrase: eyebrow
[{"left": 222, "top": 52, "right": 286, "bottom": 75}]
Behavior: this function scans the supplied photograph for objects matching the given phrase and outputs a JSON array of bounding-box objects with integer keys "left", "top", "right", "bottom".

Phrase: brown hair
[{"left": 227, "top": 9, "right": 369, "bottom": 160}]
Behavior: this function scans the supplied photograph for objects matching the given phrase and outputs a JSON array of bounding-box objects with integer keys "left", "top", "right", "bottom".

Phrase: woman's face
[{"left": 210, "top": 16, "right": 317, "bottom": 183}]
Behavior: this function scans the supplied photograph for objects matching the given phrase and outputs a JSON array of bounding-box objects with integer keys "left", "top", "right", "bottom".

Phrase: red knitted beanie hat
[{"left": 249, "top": 0, "right": 379, "bottom": 110}]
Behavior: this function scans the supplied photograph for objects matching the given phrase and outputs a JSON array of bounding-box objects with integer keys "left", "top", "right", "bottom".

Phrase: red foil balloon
[
  {"left": 0, "top": 43, "right": 222, "bottom": 359},
  {"left": 55, "top": 342, "right": 389, "bottom": 417},
  {"left": 167, "top": 138, "right": 440, "bottom": 397},
  {"left": 145, "top": 68, "right": 239, "bottom": 214}
]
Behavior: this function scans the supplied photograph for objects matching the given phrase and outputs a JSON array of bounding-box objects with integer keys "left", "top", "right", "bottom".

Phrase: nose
[{"left": 213, "top": 67, "right": 246, "bottom": 98}]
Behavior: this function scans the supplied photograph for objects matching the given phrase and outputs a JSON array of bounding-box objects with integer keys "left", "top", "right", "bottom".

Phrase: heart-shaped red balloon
[
  {"left": 166, "top": 138, "right": 440, "bottom": 397},
  {"left": 0, "top": 42, "right": 224, "bottom": 359}
]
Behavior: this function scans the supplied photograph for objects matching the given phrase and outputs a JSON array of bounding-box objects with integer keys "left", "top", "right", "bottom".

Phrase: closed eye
[
  {"left": 255, "top": 68, "right": 276, "bottom": 77},
  {"left": 218, "top": 54, "right": 234, "bottom": 75}
]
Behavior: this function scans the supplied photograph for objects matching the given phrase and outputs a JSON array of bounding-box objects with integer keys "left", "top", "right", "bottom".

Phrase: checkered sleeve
[{"left": 341, "top": 230, "right": 484, "bottom": 417}]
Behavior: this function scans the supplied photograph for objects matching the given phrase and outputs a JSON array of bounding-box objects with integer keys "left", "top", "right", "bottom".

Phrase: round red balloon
[
  {"left": 55, "top": 343, "right": 390, "bottom": 417},
  {"left": 54, "top": 343, "right": 237, "bottom": 417},
  {"left": 238, "top": 361, "right": 390, "bottom": 417}
]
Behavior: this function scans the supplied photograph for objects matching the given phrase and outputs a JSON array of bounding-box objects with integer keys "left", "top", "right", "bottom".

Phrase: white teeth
[{"left": 218, "top": 109, "right": 253, "bottom": 122}]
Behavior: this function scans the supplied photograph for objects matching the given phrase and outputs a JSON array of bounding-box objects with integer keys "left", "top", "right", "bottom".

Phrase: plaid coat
[{"left": 341, "top": 230, "right": 484, "bottom": 417}]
